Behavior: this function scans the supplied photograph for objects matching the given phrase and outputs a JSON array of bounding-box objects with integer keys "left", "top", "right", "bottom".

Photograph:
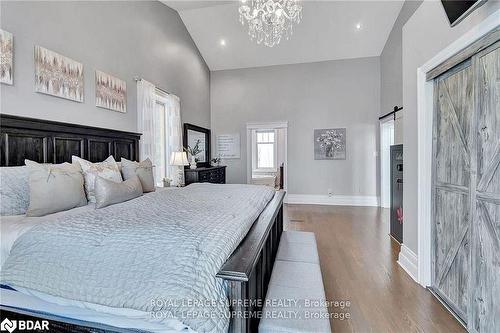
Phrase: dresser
[{"left": 184, "top": 166, "right": 226, "bottom": 185}]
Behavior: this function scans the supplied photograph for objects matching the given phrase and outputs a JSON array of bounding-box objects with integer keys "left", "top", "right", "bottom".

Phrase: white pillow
[
  {"left": 25, "top": 160, "right": 87, "bottom": 217},
  {"left": 94, "top": 175, "right": 143, "bottom": 209},
  {"left": 72, "top": 156, "right": 122, "bottom": 203},
  {"left": 0, "top": 166, "right": 30, "bottom": 216},
  {"left": 121, "top": 158, "right": 155, "bottom": 193}
]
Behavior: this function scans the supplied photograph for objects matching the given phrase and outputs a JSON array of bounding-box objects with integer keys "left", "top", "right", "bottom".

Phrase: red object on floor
[{"left": 397, "top": 207, "right": 403, "bottom": 224}]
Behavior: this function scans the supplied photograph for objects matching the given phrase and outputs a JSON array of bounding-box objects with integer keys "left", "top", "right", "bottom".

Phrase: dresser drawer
[
  {"left": 208, "top": 170, "right": 219, "bottom": 182},
  {"left": 184, "top": 166, "right": 226, "bottom": 185},
  {"left": 212, "top": 168, "right": 225, "bottom": 183},
  {"left": 199, "top": 171, "right": 210, "bottom": 182}
]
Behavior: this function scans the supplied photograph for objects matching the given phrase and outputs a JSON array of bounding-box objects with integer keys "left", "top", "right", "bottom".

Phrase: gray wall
[
  {"left": 402, "top": 0, "right": 500, "bottom": 254},
  {"left": 380, "top": 0, "right": 422, "bottom": 144},
  {"left": 0, "top": 1, "right": 210, "bottom": 132},
  {"left": 211, "top": 57, "right": 380, "bottom": 197}
]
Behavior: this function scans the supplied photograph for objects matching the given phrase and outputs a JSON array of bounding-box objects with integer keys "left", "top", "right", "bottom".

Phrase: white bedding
[
  {"left": 0, "top": 187, "right": 190, "bottom": 333},
  {"left": 0, "top": 204, "right": 95, "bottom": 268},
  {"left": 0, "top": 188, "right": 172, "bottom": 267},
  {"left": 1, "top": 287, "right": 191, "bottom": 333},
  {"left": 0, "top": 185, "right": 274, "bottom": 332}
]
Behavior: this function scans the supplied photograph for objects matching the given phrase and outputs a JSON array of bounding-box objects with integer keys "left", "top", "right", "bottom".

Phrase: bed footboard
[{"left": 217, "top": 190, "right": 285, "bottom": 333}]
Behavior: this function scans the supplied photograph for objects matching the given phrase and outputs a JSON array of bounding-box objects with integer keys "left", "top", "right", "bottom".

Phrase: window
[{"left": 255, "top": 130, "right": 276, "bottom": 171}]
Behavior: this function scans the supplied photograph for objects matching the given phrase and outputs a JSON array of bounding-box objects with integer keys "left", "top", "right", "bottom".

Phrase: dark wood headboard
[{"left": 0, "top": 114, "right": 141, "bottom": 166}]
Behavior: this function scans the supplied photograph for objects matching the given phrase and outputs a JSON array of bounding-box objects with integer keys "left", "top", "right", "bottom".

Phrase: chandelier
[{"left": 239, "top": 0, "right": 303, "bottom": 47}]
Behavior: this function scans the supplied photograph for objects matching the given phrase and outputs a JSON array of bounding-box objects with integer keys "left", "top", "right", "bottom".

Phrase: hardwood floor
[{"left": 283, "top": 204, "right": 465, "bottom": 333}]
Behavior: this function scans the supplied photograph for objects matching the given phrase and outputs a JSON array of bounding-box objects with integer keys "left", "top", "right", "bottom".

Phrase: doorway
[
  {"left": 414, "top": 17, "right": 499, "bottom": 332},
  {"left": 246, "top": 122, "right": 288, "bottom": 190},
  {"left": 380, "top": 119, "right": 395, "bottom": 208},
  {"left": 416, "top": 9, "right": 498, "bottom": 290},
  {"left": 430, "top": 41, "right": 499, "bottom": 330}
]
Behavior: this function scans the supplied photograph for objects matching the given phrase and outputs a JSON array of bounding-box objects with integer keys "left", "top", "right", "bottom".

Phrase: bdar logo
[
  {"left": 0, "top": 318, "right": 49, "bottom": 332},
  {"left": 0, "top": 318, "right": 16, "bottom": 333}
]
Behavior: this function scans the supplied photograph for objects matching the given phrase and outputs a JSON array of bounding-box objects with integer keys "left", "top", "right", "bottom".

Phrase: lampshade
[{"left": 170, "top": 151, "right": 189, "bottom": 166}]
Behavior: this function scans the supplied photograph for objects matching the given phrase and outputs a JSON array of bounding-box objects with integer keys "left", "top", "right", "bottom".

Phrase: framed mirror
[{"left": 183, "top": 123, "right": 211, "bottom": 168}]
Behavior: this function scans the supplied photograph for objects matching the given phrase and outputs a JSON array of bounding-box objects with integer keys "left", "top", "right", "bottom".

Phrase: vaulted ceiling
[{"left": 163, "top": 1, "right": 404, "bottom": 71}]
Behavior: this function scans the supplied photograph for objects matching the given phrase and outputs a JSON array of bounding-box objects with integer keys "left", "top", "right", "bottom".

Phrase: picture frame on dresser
[{"left": 183, "top": 123, "right": 211, "bottom": 168}]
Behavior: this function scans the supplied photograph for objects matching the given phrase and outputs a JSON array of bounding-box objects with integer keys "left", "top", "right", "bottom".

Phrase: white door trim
[
  {"left": 380, "top": 119, "right": 395, "bottom": 208},
  {"left": 416, "top": 9, "right": 500, "bottom": 287},
  {"left": 246, "top": 121, "right": 289, "bottom": 129}
]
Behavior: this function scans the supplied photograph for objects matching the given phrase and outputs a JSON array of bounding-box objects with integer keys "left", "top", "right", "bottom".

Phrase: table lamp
[{"left": 170, "top": 151, "right": 189, "bottom": 187}]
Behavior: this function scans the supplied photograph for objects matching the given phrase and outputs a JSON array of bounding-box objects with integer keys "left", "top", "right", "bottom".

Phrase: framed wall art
[
  {"left": 34, "top": 46, "right": 84, "bottom": 102},
  {"left": 95, "top": 70, "right": 126, "bottom": 113},
  {"left": 0, "top": 29, "right": 13, "bottom": 85},
  {"left": 314, "top": 128, "right": 346, "bottom": 160}
]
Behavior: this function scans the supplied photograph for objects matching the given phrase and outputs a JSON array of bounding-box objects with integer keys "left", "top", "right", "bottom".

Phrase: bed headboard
[{"left": 0, "top": 115, "right": 141, "bottom": 166}]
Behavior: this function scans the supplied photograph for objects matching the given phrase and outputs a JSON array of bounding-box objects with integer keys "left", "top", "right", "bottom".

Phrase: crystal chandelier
[{"left": 239, "top": 0, "right": 303, "bottom": 47}]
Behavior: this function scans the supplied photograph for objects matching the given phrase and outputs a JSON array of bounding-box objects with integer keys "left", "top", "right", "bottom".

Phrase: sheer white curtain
[
  {"left": 165, "top": 94, "right": 182, "bottom": 186},
  {"left": 137, "top": 79, "right": 157, "bottom": 162},
  {"left": 137, "top": 79, "right": 182, "bottom": 186}
]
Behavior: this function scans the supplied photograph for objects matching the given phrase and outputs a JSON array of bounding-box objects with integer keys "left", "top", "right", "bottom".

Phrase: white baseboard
[
  {"left": 285, "top": 194, "right": 379, "bottom": 207},
  {"left": 398, "top": 244, "right": 419, "bottom": 283}
]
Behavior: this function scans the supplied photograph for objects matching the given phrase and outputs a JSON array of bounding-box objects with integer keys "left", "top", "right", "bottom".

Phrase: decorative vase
[
  {"left": 162, "top": 178, "right": 171, "bottom": 187},
  {"left": 190, "top": 156, "right": 197, "bottom": 169},
  {"left": 326, "top": 145, "right": 334, "bottom": 158}
]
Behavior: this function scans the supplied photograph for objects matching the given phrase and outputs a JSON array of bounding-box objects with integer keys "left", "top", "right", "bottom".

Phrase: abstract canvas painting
[
  {"left": 314, "top": 128, "right": 346, "bottom": 160},
  {"left": 0, "top": 29, "right": 13, "bottom": 85},
  {"left": 34, "top": 46, "right": 84, "bottom": 102},
  {"left": 95, "top": 70, "right": 126, "bottom": 113}
]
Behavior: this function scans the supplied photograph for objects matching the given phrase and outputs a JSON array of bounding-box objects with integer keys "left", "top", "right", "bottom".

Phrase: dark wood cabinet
[{"left": 184, "top": 166, "right": 226, "bottom": 185}]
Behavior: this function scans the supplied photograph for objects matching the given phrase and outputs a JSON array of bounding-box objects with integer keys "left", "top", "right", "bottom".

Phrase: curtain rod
[
  {"left": 133, "top": 77, "right": 171, "bottom": 95},
  {"left": 379, "top": 106, "right": 403, "bottom": 121}
]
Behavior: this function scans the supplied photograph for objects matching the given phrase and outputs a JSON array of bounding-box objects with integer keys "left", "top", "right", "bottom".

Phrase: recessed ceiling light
[
  {"left": 356, "top": 23, "right": 362, "bottom": 30},
  {"left": 220, "top": 39, "right": 226, "bottom": 46}
]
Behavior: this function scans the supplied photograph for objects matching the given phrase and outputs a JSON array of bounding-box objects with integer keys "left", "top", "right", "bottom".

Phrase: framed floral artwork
[{"left": 314, "top": 128, "right": 346, "bottom": 160}]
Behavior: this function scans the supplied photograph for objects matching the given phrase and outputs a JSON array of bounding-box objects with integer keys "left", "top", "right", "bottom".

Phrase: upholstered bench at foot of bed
[{"left": 259, "top": 231, "right": 332, "bottom": 333}]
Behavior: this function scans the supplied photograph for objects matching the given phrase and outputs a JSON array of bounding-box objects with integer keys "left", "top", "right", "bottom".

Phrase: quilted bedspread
[{"left": 1, "top": 183, "right": 276, "bottom": 332}]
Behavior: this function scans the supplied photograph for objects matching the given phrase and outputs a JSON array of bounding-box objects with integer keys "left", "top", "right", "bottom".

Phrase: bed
[{"left": 0, "top": 115, "right": 285, "bottom": 333}]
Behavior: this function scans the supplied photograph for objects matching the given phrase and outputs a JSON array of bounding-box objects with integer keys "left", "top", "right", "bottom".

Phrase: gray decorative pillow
[
  {"left": 72, "top": 155, "right": 122, "bottom": 203},
  {"left": 121, "top": 158, "right": 155, "bottom": 193},
  {"left": 0, "top": 166, "right": 30, "bottom": 216},
  {"left": 94, "top": 175, "right": 143, "bottom": 209},
  {"left": 25, "top": 160, "right": 88, "bottom": 217}
]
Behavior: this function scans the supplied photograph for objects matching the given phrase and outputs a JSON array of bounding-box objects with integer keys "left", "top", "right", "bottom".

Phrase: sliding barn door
[
  {"left": 470, "top": 41, "right": 500, "bottom": 333},
  {"left": 432, "top": 40, "right": 499, "bottom": 332},
  {"left": 432, "top": 59, "right": 473, "bottom": 323}
]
